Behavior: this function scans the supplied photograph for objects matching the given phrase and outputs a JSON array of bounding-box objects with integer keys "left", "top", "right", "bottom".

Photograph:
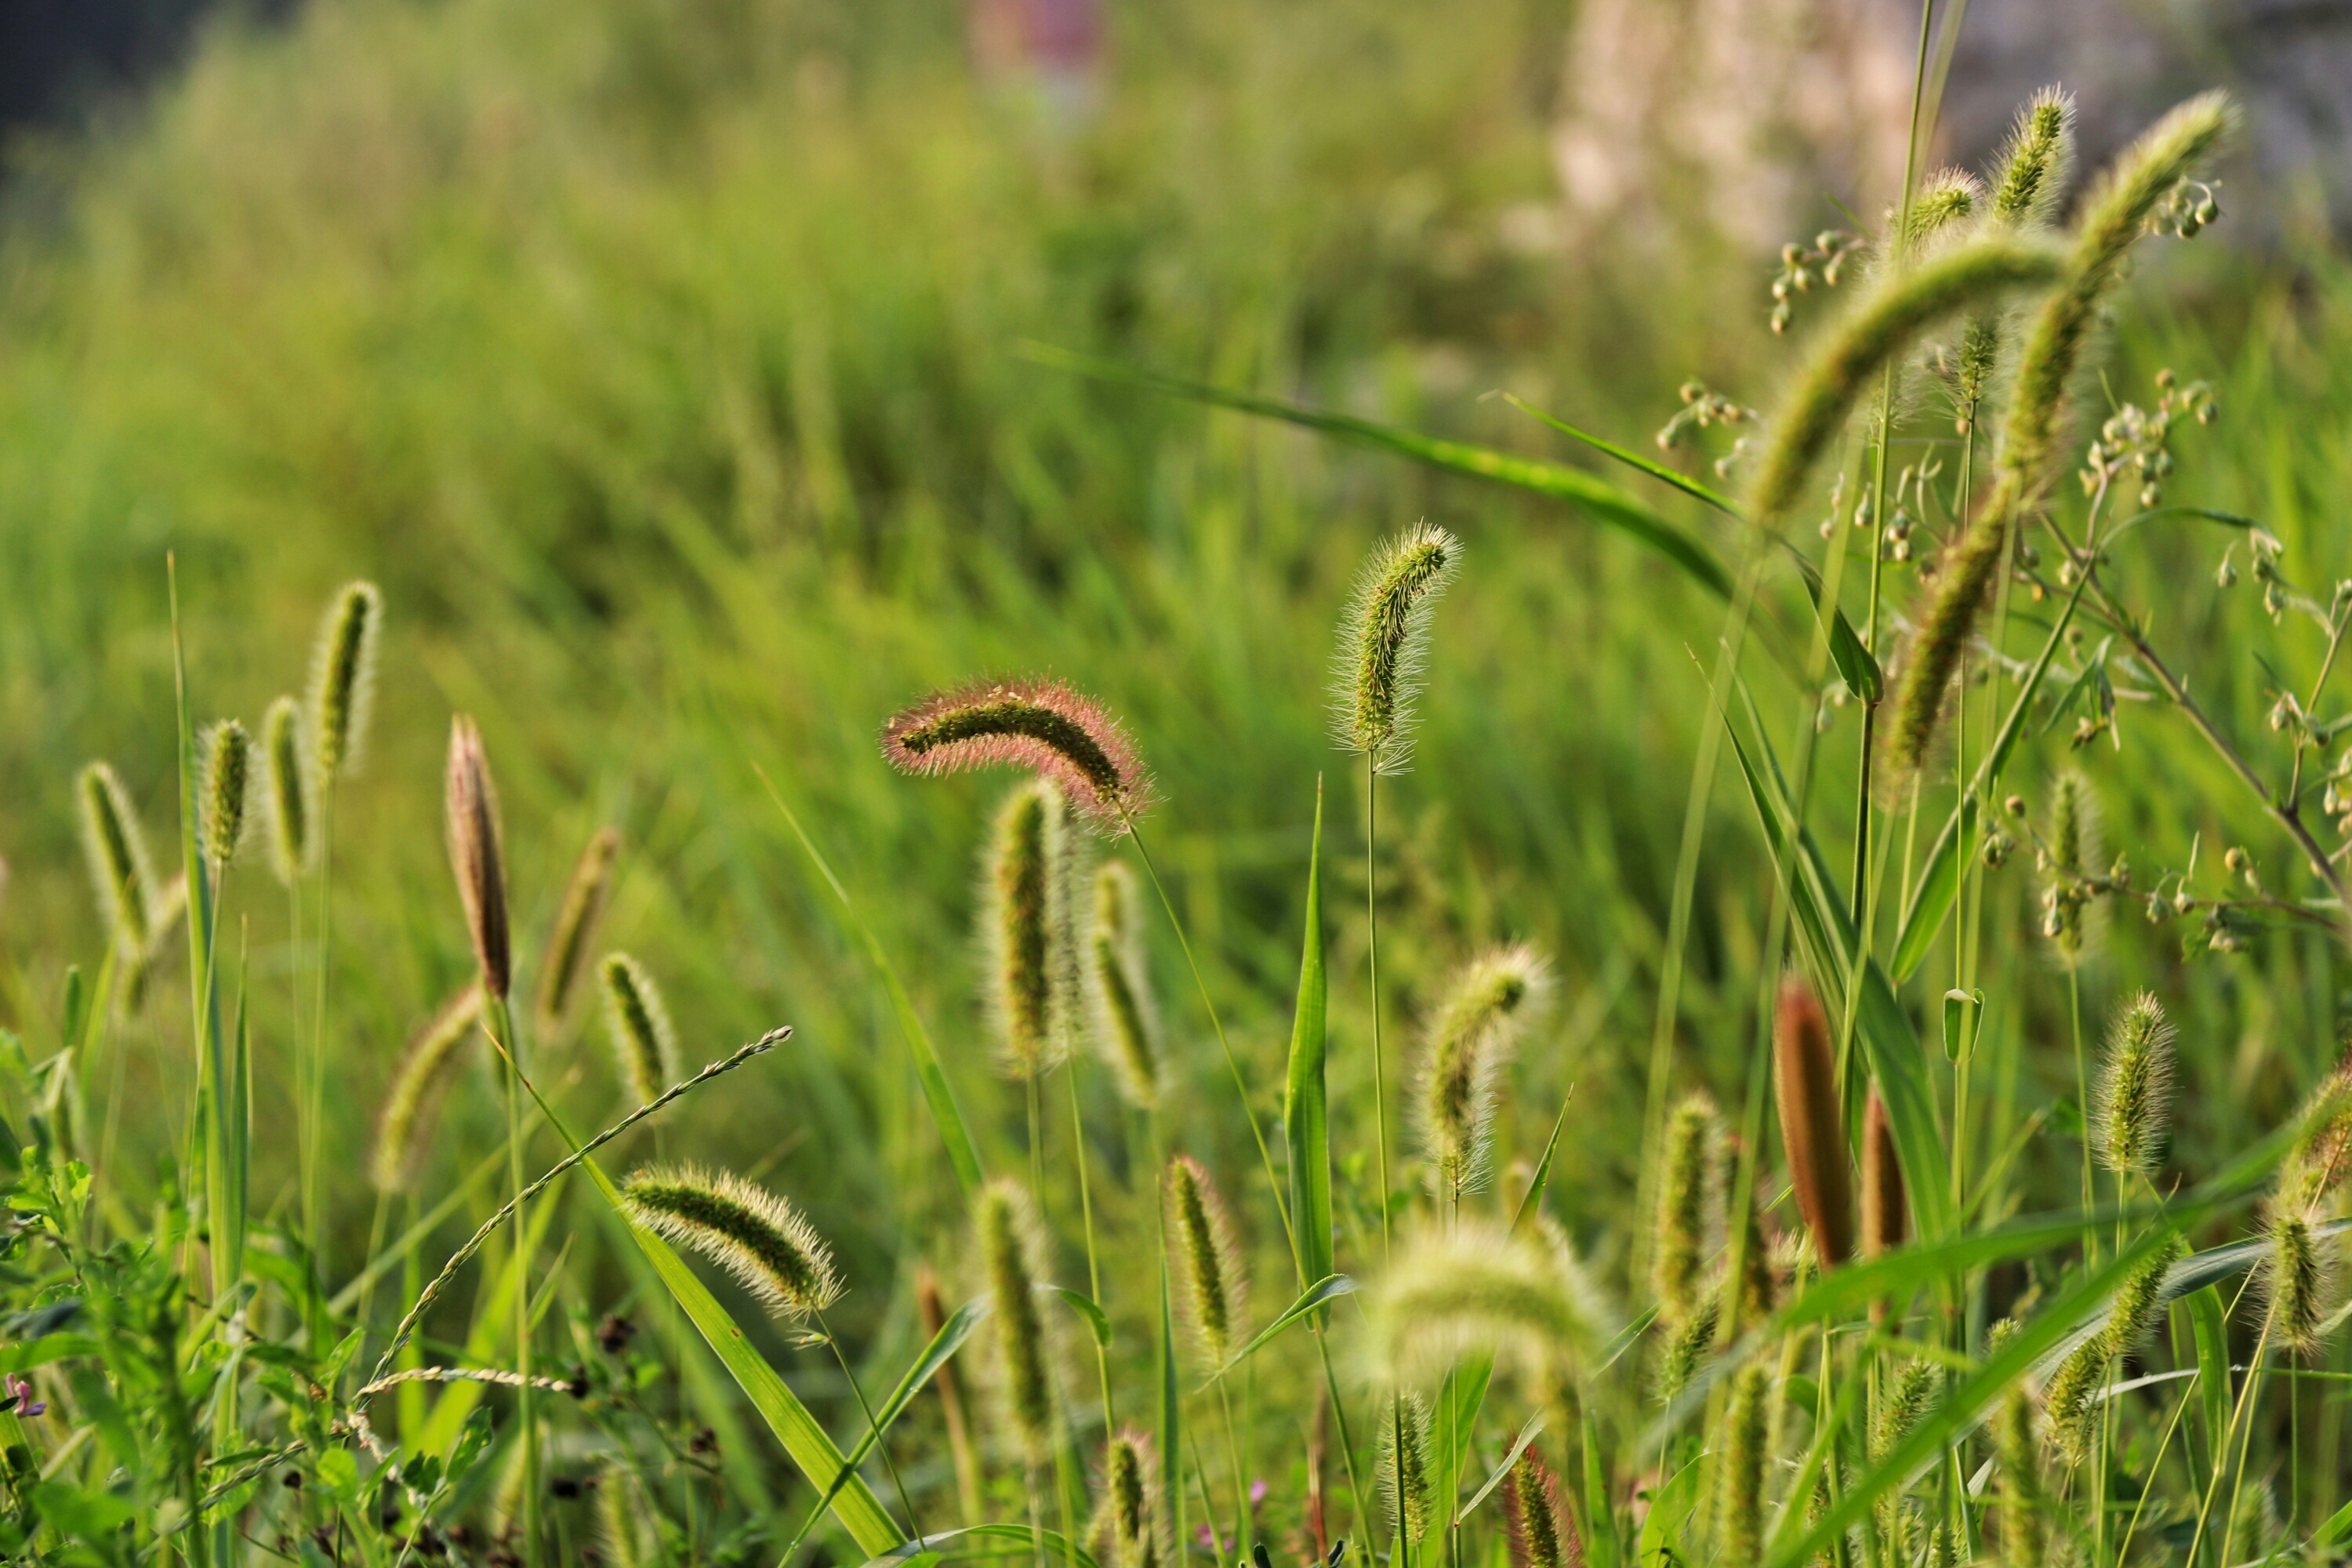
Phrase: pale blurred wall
[{"left": 1553, "top": 0, "right": 2352, "bottom": 255}]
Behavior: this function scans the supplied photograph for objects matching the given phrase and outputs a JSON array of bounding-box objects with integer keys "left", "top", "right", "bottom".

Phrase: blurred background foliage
[{"left": 2, "top": 0, "right": 2352, "bottom": 1399}]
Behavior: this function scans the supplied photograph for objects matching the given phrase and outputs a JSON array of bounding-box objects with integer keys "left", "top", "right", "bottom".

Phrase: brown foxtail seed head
[
  {"left": 262, "top": 695, "right": 313, "bottom": 887},
  {"left": 600, "top": 953, "right": 678, "bottom": 1107},
  {"left": 1774, "top": 976, "right": 1856, "bottom": 1269},
  {"left": 1860, "top": 1089, "right": 1907, "bottom": 1261},
  {"left": 1501, "top": 1448, "right": 1582, "bottom": 1568},
  {"left": 1166, "top": 1154, "right": 1247, "bottom": 1367},
  {"left": 76, "top": 762, "right": 155, "bottom": 952},
  {"left": 1653, "top": 1093, "right": 1723, "bottom": 1324},
  {"left": 308, "top": 580, "right": 383, "bottom": 780},
  {"left": 622, "top": 1163, "right": 842, "bottom": 1321},
  {"left": 369, "top": 983, "right": 485, "bottom": 1192},
  {"left": 534, "top": 826, "right": 620, "bottom": 1038},
  {"left": 1089, "top": 860, "right": 1160, "bottom": 1109},
  {"left": 2096, "top": 992, "right": 2174, "bottom": 1176},
  {"left": 1335, "top": 522, "right": 1459, "bottom": 772},
  {"left": 984, "top": 780, "right": 1077, "bottom": 1078},
  {"left": 198, "top": 720, "right": 252, "bottom": 869},
  {"left": 1417, "top": 944, "right": 1551, "bottom": 1200},
  {"left": 882, "top": 676, "right": 1152, "bottom": 831},
  {"left": 444, "top": 716, "right": 511, "bottom": 1000},
  {"left": 1377, "top": 1392, "right": 1433, "bottom": 1546},
  {"left": 974, "top": 1177, "right": 1057, "bottom": 1460},
  {"left": 1991, "top": 89, "right": 2077, "bottom": 228}
]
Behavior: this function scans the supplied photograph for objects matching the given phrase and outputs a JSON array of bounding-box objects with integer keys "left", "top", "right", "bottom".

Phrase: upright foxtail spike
[
  {"left": 1991, "top": 89, "right": 2078, "bottom": 228},
  {"left": 1717, "top": 1364, "right": 1770, "bottom": 1566},
  {"left": 600, "top": 953, "right": 678, "bottom": 1107},
  {"left": 1501, "top": 1448, "right": 1581, "bottom": 1568},
  {"left": 1334, "top": 523, "right": 1461, "bottom": 773},
  {"left": 1166, "top": 1154, "right": 1248, "bottom": 1367},
  {"left": 1653, "top": 1093, "right": 1723, "bottom": 1323},
  {"left": 1377, "top": 1392, "right": 1433, "bottom": 1547},
  {"left": 1089, "top": 860, "right": 1160, "bottom": 1109},
  {"left": 975, "top": 1177, "right": 1058, "bottom": 1461},
  {"left": 1773, "top": 977, "right": 1855, "bottom": 1269},
  {"left": 77, "top": 762, "right": 155, "bottom": 953},
  {"left": 308, "top": 580, "right": 383, "bottom": 781},
  {"left": 444, "top": 716, "right": 511, "bottom": 1002},
  {"left": 984, "top": 780, "right": 1077, "bottom": 1078},
  {"left": 534, "top": 826, "right": 621, "bottom": 1039},
  {"left": 198, "top": 720, "right": 253, "bottom": 869},
  {"left": 262, "top": 695, "right": 313, "bottom": 887},
  {"left": 2097, "top": 992, "right": 2176, "bottom": 1177},
  {"left": 1417, "top": 944, "right": 1551, "bottom": 1200}
]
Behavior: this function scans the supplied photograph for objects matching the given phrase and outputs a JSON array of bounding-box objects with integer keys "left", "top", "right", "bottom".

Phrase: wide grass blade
[
  {"left": 1453, "top": 1413, "right": 1545, "bottom": 1526},
  {"left": 1283, "top": 779, "right": 1332, "bottom": 1299},
  {"left": 1211, "top": 1275, "right": 1357, "bottom": 1380},
  {"left": 1014, "top": 341, "right": 1736, "bottom": 604},
  {"left": 757, "top": 767, "right": 985, "bottom": 1199},
  {"left": 1494, "top": 391, "right": 1741, "bottom": 516},
  {"left": 1508, "top": 1091, "right": 1572, "bottom": 1237},
  {"left": 852, "top": 1523, "right": 1102, "bottom": 1568}
]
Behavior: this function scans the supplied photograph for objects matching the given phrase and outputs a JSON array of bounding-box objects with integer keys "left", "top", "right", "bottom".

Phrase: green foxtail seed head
[
  {"left": 1501, "top": 1447, "right": 1581, "bottom": 1568},
  {"left": 1654, "top": 1295, "right": 1718, "bottom": 1406},
  {"left": 883, "top": 676, "right": 1152, "bottom": 831},
  {"left": 1717, "top": 1363, "right": 1770, "bottom": 1568},
  {"left": 534, "top": 826, "right": 620, "bottom": 1039},
  {"left": 985, "top": 780, "right": 1078, "bottom": 1078},
  {"left": 262, "top": 695, "right": 313, "bottom": 887},
  {"left": 1335, "top": 522, "right": 1459, "bottom": 772},
  {"left": 1098, "top": 1432, "right": 1161, "bottom": 1568},
  {"left": 1872, "top": 1360, "right": 1939, "bottom": 1559},
  {"left": 1774, "top": 976, "right": 1856, "bottom": 1269},
  {"left": 2279, "top": 1064, "right": 2352, "bottom": 1213},
  {"left": 622, "top": 1164, "right": 841, "bottom": 1322},
  {"left": 1889, "top": 93, "right": 2234, "bottom": 777},
  {"left": 1991, "top": 89, "right": 2077, "bottom": 228},
  {"left": 975, "top": 1177, "right": 1056, "bottom": 1460},
  {"left": 596, "top": 1465, "right": 653, "bottom": 1568},
  {"left": 1167, "top": 1154, "right": 1247, "bottom": 1367},
  {"left": 2097, "top": 992, "right": 2174, "bottom": 1176},
  {"left": 2038, "top": 1341, "right": 2103, "bottom": 1462},
  {"left": 307, "top": 580, "right": 383, "bottom": 780},
  {"left": 2042, "top": 771, "right": 2102, "bottom": 967},
  {"left": 1369, "top": 1221, "right": 1601, "bottom": 1384},
  {"left": 1744, "top": 233, "right": 2063, "bottom": 537},
  {"left": 1653, "top": 1093, "right": 1722, "bottom": 1324},
  {"left": 1418, "top": 944, "right": 1551, "bottom": 1200},
  {"left": 369, "top": 982, "right": 485, "bottom": 1192},
  {"left": 444, "top": 715, "right": 511, "bottom": 1001},
  {"left": 198, "top": 720, "right": 252, "bottom": 869},
  {"left": 1089, "top": 860, "right": 1159, "bottom": 1108},
  {"left": 2262, "top": 1210, "right": 2332, "bottom": 1359},
  {"left": 600, "top": 953, "right": 678, "bottom": 1108},
  {"left": 1377, "top": 1392, "right": 1433, "bottom": 1546},
  {"left": 76, "top": 762, "right": 154, "bottom": 953},
  {"left": 1903, "top": 169, "right": 1983, "bottom": 247},
  {"left": 1996, "top": 1378, "right": 2049, "bottom": 1568}
]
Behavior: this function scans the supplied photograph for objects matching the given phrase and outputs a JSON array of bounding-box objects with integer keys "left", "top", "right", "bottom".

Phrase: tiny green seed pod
[
  {"left": 1377, "top": 1392, "right": 1433, "bottom": 1547},
  {"left": 1167, "top": 1154, "right": 1247, "bottom": 1367},
  {"left": 1417, "top": 944, "right": 1550, "bottom": 1200},
  {"left": 1089, "top": 861, "right": 1160, "bottom": 1109},
  {"left": 444, "top": 716, "right": 511, "bottom": 1001},
  {"left": 534, "top": 826, "right": 621, "bottom": 1040},
  {"left": 307, "top": 580, "right": 383, "bottom": 781},
  {"left": 369, "top": 983, "right": 485, "bottom": 1193},
  {"left": 76, "top": 762, "right": 155, "bottom": 953},
  {"left": 623, "top": 1164, "right": 841, "bottom": 1322},
  {"left": 985, "top": 780, "right": 1077, "bottom": 1078},
  {"left": 600, "top": 953, "right": 677, "bottom": 1107},
  {"left": 262, "top": 695, "right": 313, "bottom": 887},
  {"left": 2097, "top": 992, "right": 2175, "bottom": 1176},
  {"left": 1653, "top": 1092, "right": 1724, "bottom": 1325},
  {"left": 1335, "top": 523, "right": 1460, "bottom": 772},
  {"left": 198, "top": 720, "right": 252, "bottom": 869},
  {"left": 975, "top": 1177, "right": 1057, "bottom": 1461},
  {"left": 1717, "top": 1363, "right": 1770, "bottom": 1567},
  {"left": 1501, "top": 1447, "right": 1579, "bottom": 1568}
]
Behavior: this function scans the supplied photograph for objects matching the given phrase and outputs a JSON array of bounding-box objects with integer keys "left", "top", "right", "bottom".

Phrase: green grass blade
[
  {"left": 756, "top": 766, "right": 984, "bottom": 1199},
  {"left": 1494, "top": 391, "right": 1742, "bottom": 516},
  {"left": 1158, "top": 1267, "right": 1182, "bottom": 1559},
  {"left": 1044, "top": 1285, "right": 1112, "bottom": 1348},
  {"left": 1283, "top": 779, "right": 1332, "bottom": 1299},
  {"left": 1438, "top": 1353, "right": 1494, "bottom": 1494},
  {"left": 1508, "top": 1091, "right": 1572, "bottom": 1238},
  {"left": 168, "top": 557, "right": 236, "bottom": 1303},
  {"left": 852, "top": 1523, "right": 1102, "bottom": 1568},
  {"left": 1210, "top": 1276, "right": 1356, "bottom": 1380},
  {"left": 1014, "top": 341, "right": 1736, "bottom": 604},
  {"left": 2187, "top": 1283, "right": 2231, "bottom": 1486},
  {"left": 1581, "top": 1409, "right": 1620, "bottom": 1568},
  {"left": 1454, "top": 1413, "right": 1545, "bottom": 1526}
]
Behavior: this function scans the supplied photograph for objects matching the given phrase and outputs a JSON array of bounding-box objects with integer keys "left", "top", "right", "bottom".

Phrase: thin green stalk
[
  {"left": 818, "top": 1308, "right": 922, "bottom": 1538},
  {"left": 1367, "top": 751, "right": 1392, "bottom": 1264},
  {"left": 1062, "top": 1064, "right": 1116, "bottom": 1440},
  {"left": 1218, "top": 1378, "right": 1249, "bottom": 1556},
  {"left": 486, "top": 991, "right": 540, "bottom": 1568}
]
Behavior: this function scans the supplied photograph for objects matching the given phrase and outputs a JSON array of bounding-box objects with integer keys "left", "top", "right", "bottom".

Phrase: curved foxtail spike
[
  {"left": 2279, "top": 1065, "right": 2352, "bottom": 1213},
  {"left": 1652, "top": 1093, "right": 1722, "bottom": 1324},
  {"left": 1889, "top": 92, "right": 2238, "bottom": 776},
  {"left": 262, "top": 695, "right": 313, "bottom": 887},
  {"left": 308, "top": 580, "right": 383, "bottom": 781},
  {"left": 1089, "top": 860, "right": 1160, "bottom": 1109},
  {"left": 370, "top": 984, "right": 486, "bottom": 1193},
  {"left": 1903, "top": 169, "right": 1984, "bottom": 246},
  {"left": 600, "top": 953, "right": 678, "bottom": 1108},
  {"left": 444, "top": 716, "right": 511, "bottom": 1001},
  {"left": 2097, "top": 993, "right": 2175, "bottom": 1177},
  {"left": 198, "top": 720, "right": 252, "bottom": 870},
  {"left": 2042, "top": 1232, "right": 2184, "bottom": 1460},
  {"left": 622, "top": 1164, "right": 842, "bottom": 1322},
  {"left": 1334, "top": 523, "right": 1460, "bottom": 773},
  {"left": 1744, "top": 233, "right": 2064, "bottom": 537},
  {"left": 1166, "top": 1153, "right": 1247, "bottom": 1367},
  {"left": 1773, "top": 976, "right": 1855, "bottom": 1269},
  {"left": 77, "top": 761, "right": 156, "bottom": 954},
  {"left": 1417, "top": 944, "right": 1551, "bottom": 1200},
  {"left": 974, "top": 1177, "right": 1057, "bottom": 1461},
  {"left": 535, "top": 826, "right": 621, "bottom": 1038},
  {"left": 882, "top": 676, "right": 1152, "bottom": 831}
]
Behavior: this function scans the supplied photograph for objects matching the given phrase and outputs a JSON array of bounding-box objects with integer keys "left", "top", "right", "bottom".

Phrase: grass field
[{"left": 6, "top": 0, "right": 2352, "bottom": 1563}]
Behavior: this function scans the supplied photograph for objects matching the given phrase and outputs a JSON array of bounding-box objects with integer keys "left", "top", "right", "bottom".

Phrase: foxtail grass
[
  {"left": 985, "top": 779, "right": 1078, "bottom": 1077},
  {"left": 1772, "top": 978, "right": 1853, "bottom": 1269},
  {"left": 1377, "top": 1391, "right": 1433, "bottom": 1549},
  {"left": 599, "top": 953, "right": 678, "bottom": 1109},
  {"left": 1090, "top": 861, "right": 1160, "bottom": 1109},
  {"left": 77, "top": 761, "right": 157, "bottom": 956},
  {"left": 197, "top": 720, "right": 251, "bottom": 869},
  {"left": 1334, "top": 522, "right": 1459, "bottom": 775},
  {"left": 307, "top": 580, "right": 382, "bottom": 781},
  {"left": 368, "top": 983, "right": 485, "bottom": 1193},
  {"left": 975, "top": 1176, "right": 1058, "bottom": 1463},
  {"left": 1652, "top": 1093, "right": 1723, "bottom": 1323},
  {"left": 622, "top": 1164, "right": 843, "bottom": 1321},
  {"left": 2096, "top": 992, "right": 2174, "bottom": 1178},
  {"left": 883, "top": 676, "right": 1153, "bottom": 831},
  {"left": 1501, "top": 1447, "right": 1580, "bottom": 1568},
  {"left": 533, "top": 826, "right": 620, "bottom": 1040},
  {"left": 1417, "top": 944, "right": 1549, "bottom": 1203},
  {"left": 261, "top": 695, "right": 312, "bottom": 886},
  {"left": 1167, "top": 1153, "right": 1247, "bottom": 1367}
]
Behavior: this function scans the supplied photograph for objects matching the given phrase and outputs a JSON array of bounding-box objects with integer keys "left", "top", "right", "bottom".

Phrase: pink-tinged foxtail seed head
[{"left": 882, "top": 677, "right": 1152, "bottom": 831}]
